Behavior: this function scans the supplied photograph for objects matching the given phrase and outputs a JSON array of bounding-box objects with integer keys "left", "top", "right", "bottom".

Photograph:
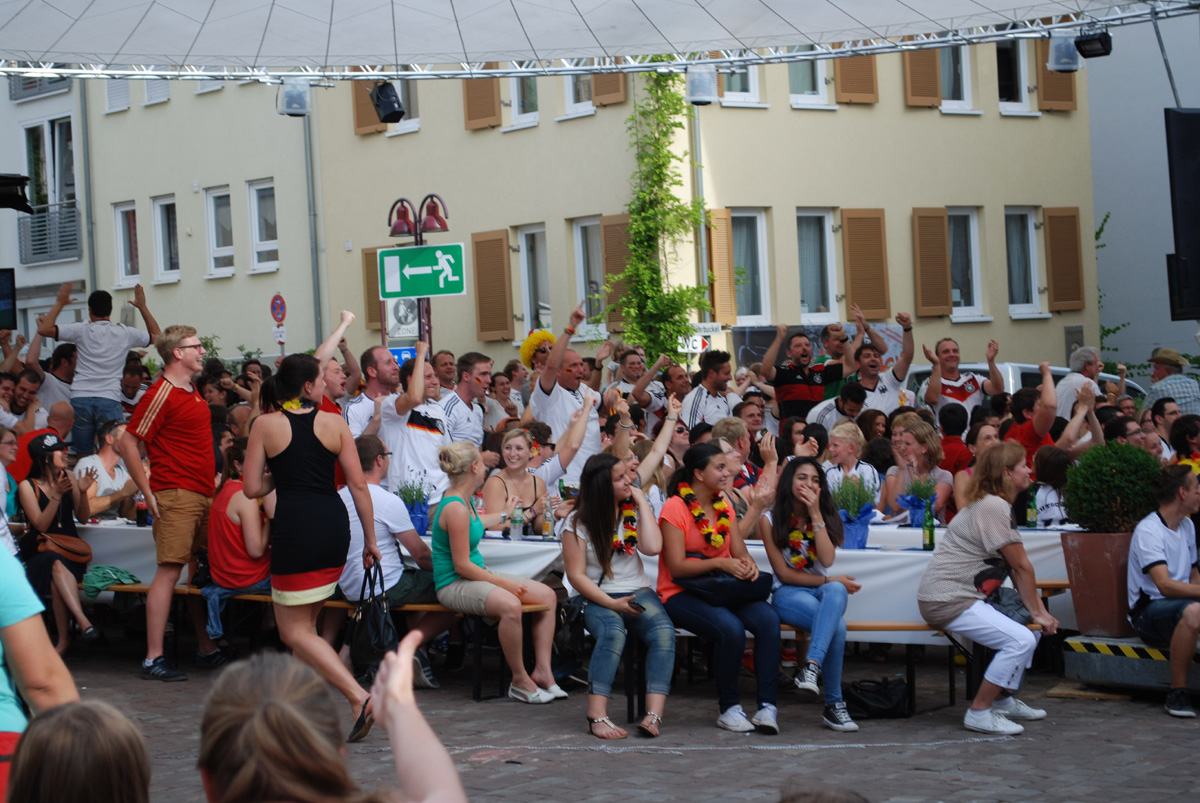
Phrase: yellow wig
[{"left": 520, "top": 329, "right": 556, "bottom": 369}]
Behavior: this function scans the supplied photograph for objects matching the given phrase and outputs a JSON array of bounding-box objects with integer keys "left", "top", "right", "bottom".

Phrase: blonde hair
[
  {"left": 438, "top": 441, "right": 480, "bottom": 481},
  {"left": 902, "top": 420, "right": 944, "bottom": 467},
  {"left": 500, "top": 428, "right": 533, "bottom": 452},
  {"left": 633, "top": 438, "right": 667, "bottom": 494},
  {"left": 965, "top": 440, "right": 1026, "bottom": 504},
  {"left": 155, "top": 324, "right": 198, "bottom": 364},
  {"left": 8, "top": 700, "right": 151, "bottom": 803},
  {"left": 711, "top": 416, "right": 748, "bottom": 444},
  {"left": 891, "top": 411, "right": 921, "bottom": 433},
  {"left": 199, "top": 653, "right": 395, "bottom": 803},
  {"left": 829, "top": 421, "right": 865, "bottom": 451}
]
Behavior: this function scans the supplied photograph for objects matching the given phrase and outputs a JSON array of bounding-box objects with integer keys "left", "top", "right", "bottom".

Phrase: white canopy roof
[{"left": 0, "top": 0, "right": 1195, "bottom": 80}]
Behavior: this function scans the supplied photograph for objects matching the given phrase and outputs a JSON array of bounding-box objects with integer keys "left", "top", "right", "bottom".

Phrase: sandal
[
  {"left": 637, "top": 711, "right": 663, "bottom": 738},
  {"left": 347, "top": 697, "right": 374, "bottom": 743},
  {"left": 587, "top": 715, "right": 628, "bottom": 740}
]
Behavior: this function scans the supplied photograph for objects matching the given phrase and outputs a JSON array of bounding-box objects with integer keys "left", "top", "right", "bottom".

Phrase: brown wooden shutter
[
  {"left": 834, "top": 55, "right": 878, "bottom": 104},
  {"left": 472, "top": 230, "right": 514, "bottom": 341},
  {"left": 1036, "top": 40, "right": 1077, "bottom": 111},
  {"left": 352, "top": 72, "right": 387, "bottom": 135},
  {"left": 708, "top": 208, "right": 737, "bottom": 325},
  {"left": 841, "top": 209, "right": 890, "bottom": 319},
  {"left": 710, "top": 52, "right": 725, "bottom": 97},
  {"left": 462, "top": 63, "right": 502, "bottom": 130},
  {"left": 903, "top": 49, "right": 941, "bottom": 107},
  {"left": 592, "top": 73, "right": 627, "bottom": 106},
  {"left": 361, "top": 247, "right": 383, "bottom": 331},
  {"left": 911, "top": 208, "right": 952, "bottom": 317},
  {"left": 1044, "top": 207, "right": 1085, "bottom": 311},
  {"left": 600, "top": 214, "right": 630, "bottom": 330}
]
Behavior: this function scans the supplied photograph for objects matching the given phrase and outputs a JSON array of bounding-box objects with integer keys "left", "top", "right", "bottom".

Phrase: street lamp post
[{"left": 385, "top": 193, "right": 450, "bottom": 347}]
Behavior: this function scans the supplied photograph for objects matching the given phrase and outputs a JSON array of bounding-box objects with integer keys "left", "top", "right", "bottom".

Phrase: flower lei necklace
[
  {"left": 678, "top": 482, "right": 731, "bottom": 549},
  {"left": 785, "top": 515, "right": 819, "bottom": 570},
  {"left": 281, "top": 397, "right": 316, "bottom": 412},
  {"left": 613, "top": 498, "right": 638, "bottom": 556}
]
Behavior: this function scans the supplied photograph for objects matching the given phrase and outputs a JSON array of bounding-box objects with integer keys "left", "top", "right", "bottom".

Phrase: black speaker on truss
[{"left": 370, "top": 82, "right": 405, "bottom": 123}]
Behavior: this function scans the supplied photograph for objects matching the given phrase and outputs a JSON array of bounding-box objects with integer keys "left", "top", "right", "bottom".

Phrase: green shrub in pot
[{"left": 1064, "top": 442, "right": 1159, "bottom": 533}]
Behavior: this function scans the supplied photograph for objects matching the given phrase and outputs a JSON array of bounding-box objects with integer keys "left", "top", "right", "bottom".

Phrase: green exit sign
[{"left": 378, "top": 243, "right": 466, "bottom": 300}]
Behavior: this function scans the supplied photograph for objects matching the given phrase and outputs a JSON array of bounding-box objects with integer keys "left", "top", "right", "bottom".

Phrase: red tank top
[{"left": 207, "top": 479, "right": 270, "bottom": 589}]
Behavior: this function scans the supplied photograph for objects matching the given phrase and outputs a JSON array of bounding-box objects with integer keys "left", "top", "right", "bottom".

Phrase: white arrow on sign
[{"left": 402, "top": 264, "right": 432, "bottom": 278}]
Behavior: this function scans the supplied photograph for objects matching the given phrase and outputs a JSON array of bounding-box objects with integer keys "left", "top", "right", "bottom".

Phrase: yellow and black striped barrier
[{"left": 1066, "top": 637, "right": 1200, "bottom": 664}]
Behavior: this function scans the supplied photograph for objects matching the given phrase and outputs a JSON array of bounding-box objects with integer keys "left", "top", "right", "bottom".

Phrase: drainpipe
[
  {"left": 79, "top": 79, "right": 97, "bottom": 293},
  {"left": 304, "top": 113, "right": 323, "bottom": 346},
  {"left": 692, "top": 104, "right": 711, "bottom": 323}
]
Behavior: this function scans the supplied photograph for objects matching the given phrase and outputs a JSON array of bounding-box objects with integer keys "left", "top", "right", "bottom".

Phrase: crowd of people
[{"left": 1, "top": 282, "right": 1199, "bottom": 798}]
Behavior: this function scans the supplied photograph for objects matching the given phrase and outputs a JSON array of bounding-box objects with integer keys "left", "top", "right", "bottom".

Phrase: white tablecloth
[{"left": 81, "top": 521, "right": 161, "bottom": 585}]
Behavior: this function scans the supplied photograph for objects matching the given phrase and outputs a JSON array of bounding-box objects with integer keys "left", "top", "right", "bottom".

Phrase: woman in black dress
[{"left": 243, "top": 347, "right": 381, "bottom": 743}]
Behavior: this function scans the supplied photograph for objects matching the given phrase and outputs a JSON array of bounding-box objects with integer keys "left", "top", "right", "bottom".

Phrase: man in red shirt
[
  {"left": 938, "top": 404, "right": 973, "bottom": 475},
  {"left": 120, "top": 324, "right": 222, "bottom": 681},
  {"left": 1004, "top": 362, "right": 1058, "bottom": 470}
]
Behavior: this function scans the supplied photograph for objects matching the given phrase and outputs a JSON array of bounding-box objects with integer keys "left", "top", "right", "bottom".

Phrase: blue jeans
[
  {"left": 1132, "top": 597, "right": 1197, "bottom": 649},
  {"left": 664, "top": 591, "right": 780, "bottom": 713},
  {"left": 71, "top": 397, "right": 126, "bottom": 455},
  {"left": 200, "top": 578, "right": 272, "bottom": 639},
  {"left": 772, "top": 580, "right": 848, "bottom": 704},
  {"left": 582, "top": 588, "right": 675, "bottom": 698}
]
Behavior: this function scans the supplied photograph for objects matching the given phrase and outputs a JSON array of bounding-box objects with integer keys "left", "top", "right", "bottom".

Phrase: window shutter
[
  {"left": 1044, "top": 207, "right": 1085, "bottom": 311},
  {"left": 361, "top": 247, "right": 383, "bottom": 331},
  {"left": 106, "top": 79, "right": 130, "bottom": 111},
  {"left": 462, "top": 63, "right": 502, "bottom": 130},
  {"left": 903, "top": 49, "right": 940, "bottom": 107},
  {"left": 352, "top": 72, "right": 387, "bottom": 135},
  {"left": 911, "top": 208, "right": 952, "bottom": 317},
  {"left": 472, "top": 230, "right": 514, "bottom": 341},
  {"left": 841, "top": 209, "right": 890, "bottom": 319},
  {"left": 600, "top": 214, "right": 630, "bottom": 330},
  {"left": 592, "top": 73, "right": 627, "bottom": 106},
  {"left": 708, "top": 208, "right": 737, "bottom": 325},
  {"left": 834, "top": 55, "right": 878, "bottom": 104},
  {"left": 1036, "top": 40, "right": 1077, "bottom": 111},
  {"left": 710, "top": 52, "right": 725, "bottom": 97}
]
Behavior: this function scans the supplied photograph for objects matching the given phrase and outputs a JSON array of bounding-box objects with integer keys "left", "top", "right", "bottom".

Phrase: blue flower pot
[{"left": 406, "top": 502, "right": 430, "bottom": 537}]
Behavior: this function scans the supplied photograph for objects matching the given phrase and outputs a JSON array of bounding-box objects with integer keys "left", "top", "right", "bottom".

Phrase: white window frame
[
  {"left": 205, "top": 186, "right": 235, "bottom": 278},
  {"left": 113, "top": 201, "right": 139, "bottom": 287},
  {"left": 939, "top": 46, "right": 977, "bottom": 114},
  {"left": 795, "top": 208, "right": 839, "bottom": 326},
  {"left": 143, "top": 74, "right": 170, "bottom": 105},
  {"left": 947, "top": 207, "right": 988, "bottom": 321},
  {"left": 997, "top": 39, "right": 1035, "bottom": 116},
  {"left": 385, "top": 68, "right": 420, "bottom": 136},
  {"left": 720, "top": 61, "right": 765, "bottom": 108},
  {"left": 1005, "top": 206, "right": 1043, "bottom": 318},
  {"left": 572, "top": 216, "right": 608, "bottom": 339},
  {"left": 786, "top": 46, "right": 833, "bottom": 109},
  {"left": 560, "top": 74, "right": 594, "bottom": 119},
  {"left": 152, "top": 195, "right": 179, "bottom": 283},
  {"left": 518, "top": 224, "right": 551, "bottom": 333},
  {"left": 730, "top": 208, "right": 770, "bottom": 326},
  {"left": 247, "top": 179, "right": 279, "bottom": 274},
  {"left": 505, "top": 70, "right": 539, "bottom": 130},
  {"left": 105, "top": 76, "right": 130, "bottom": 113},
  {"left": 22, "top": 116, "right": 74, "bottom": 207}
]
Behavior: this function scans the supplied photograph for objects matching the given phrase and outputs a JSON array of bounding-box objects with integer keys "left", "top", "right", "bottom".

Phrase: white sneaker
[
  {"left": 750, "top": 703, "right": 779, "bottom": 734},
  {"left": 716, "top": 704, "right": 755, "bottom": 733},
  {"left": 963, "top": 707, "right": 1024, "bottom": 735},
  {"left": 992, "top": 696, "right": 1046, "bottom": 720}
]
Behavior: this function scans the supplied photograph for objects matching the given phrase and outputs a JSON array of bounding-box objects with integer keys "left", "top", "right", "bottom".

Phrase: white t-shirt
[
  {"left": 440, "top": 391, "right": 485, "bottom": 446},
  {"left": 807, "top": 397, "right": 853, "bottom": 430},
  {"left": 858, "top": 369, "right": 908, "bottom": 415},
  {"left": 565, "top": 512, "right": 652, "bottom": 594},
  {"left": 74, "top": 455, "right": 130, "bottom": 511},
  {"left": 0, "top": 408, "right": 16, "bottom": 429},
  {"left": 1127, "top": 511, "right": 1198, "bottom": 611},
  {"left": 1159, "top": 434, "right": 1176, "bottom": 462},
  {"left": 823, "top": 459, "right": 882, "bottom": 504},
  {"left": 680, "top": 386, "right": 742, "bottom": 429},
  {"left": 919, "top": 371, "right": 988, "bottom": 417},
  {"left": 1054, "top": 372, "right": 1103, "bottom": 420},
  {"left": 56, "top": 320, "right": 152, "bottom": 401},
  {"left": 379, "top": 397, "right": 450, "bottom": 503},
  {"left": 1033, "top": 484, "right": 1069, "bottom": 527},
  {"left": 508, "top": 388, "right": 525, "bottom": 416},
  {"left": 529, "top": 454, "right": 566, "bottom": 489},
  {"left": 39, "top": 373, "right": 73, "bottom": 409},
  {"left": 483, "top": 397, "right": 509, "bottom": 431},
  {"left": 529, "top": 380, "right": 601, "bottom": 486},
  {"left": 338, "top": 484, "right": 415, "bottom": 601},
  {"left": 342, "top": 392, "right": 379, "bottom": 438}
]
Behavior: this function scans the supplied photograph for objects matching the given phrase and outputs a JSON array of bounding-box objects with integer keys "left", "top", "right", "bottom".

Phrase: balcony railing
[
  {"left": 18, "top": 203, "right": 81, "bottom": 264},
  {"left": 8, "top": 75, "right": 70, "bottom": 101}
]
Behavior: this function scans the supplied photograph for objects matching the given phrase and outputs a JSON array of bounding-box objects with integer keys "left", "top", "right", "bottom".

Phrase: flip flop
[
  {"left": 587, "top": 716, "right": 627, "bottom": 740},
  {"left": 347, "top": 697, "right": 374, "bottom": 743},
  {"left": 637, "top": 711, "right": 663, "bottom": 738}
]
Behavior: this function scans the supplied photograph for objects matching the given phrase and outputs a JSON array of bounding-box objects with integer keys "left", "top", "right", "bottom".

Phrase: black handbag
[
  {"left": 842, "top": 677, "right": 910, "bottom": 719},
  {"left": 346, "top": 563, "right": 399, "bottom": 668},
  {"left": 674, "top": 552, "right": 773, "bottom": 607}
]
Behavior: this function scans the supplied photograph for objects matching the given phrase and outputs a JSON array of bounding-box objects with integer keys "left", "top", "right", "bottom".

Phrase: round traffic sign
[{"left": 270, "top": 294, "right": 287, "bottom": 323}]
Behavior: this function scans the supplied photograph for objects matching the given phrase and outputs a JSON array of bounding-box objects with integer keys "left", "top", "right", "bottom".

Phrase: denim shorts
[{"left": 1132, "top": 597, "right": 1195, "bottom": 649}]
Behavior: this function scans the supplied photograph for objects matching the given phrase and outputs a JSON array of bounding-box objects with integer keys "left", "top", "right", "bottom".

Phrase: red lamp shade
[
  {"left": 420, "top": 199, "right": 448, "bottom": 233},
  {"left": 389, "top": 205, "right": 413, "bottom": 237}
]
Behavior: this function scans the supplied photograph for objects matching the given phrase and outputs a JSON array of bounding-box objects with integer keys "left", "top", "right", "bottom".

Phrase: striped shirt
[
  {"left": 440, "top": 391, "right": 485, "bottom": 447},
  {"left": 680, "top": 386, "right": 741, "bottom": 428},
  {"left": 126, "top": 378, "right": 215, "bottom": 497}
]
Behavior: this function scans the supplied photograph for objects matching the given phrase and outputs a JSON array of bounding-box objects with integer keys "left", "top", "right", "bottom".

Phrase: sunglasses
[
  {"left": 536, "top": 347, "right": 550, "bottom": 354},
  {"left": 674, "top": 426, "right": 688, "bottom": 434},
  {"left": 176, "top": 344, "right": 205, "bottom": 351}
]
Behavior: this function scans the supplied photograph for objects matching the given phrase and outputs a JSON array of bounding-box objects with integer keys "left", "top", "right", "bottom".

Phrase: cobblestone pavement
[{"left": 61, "top": 630, "right": 1199, "bottom": 803}]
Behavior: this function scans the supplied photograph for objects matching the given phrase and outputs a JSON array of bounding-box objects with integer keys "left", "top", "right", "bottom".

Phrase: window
[
  {"left": 247, "top": 180, "right": 278, "bottom": 272},
  {"left": 113, "top": 202, "right": 139, "bottom": 285},
  {"left": 996, "top": 40, "right": 1031, "bottom": 114},
  {"left": 508, "top": 71, "right": 538, "bottom": 128},
  {"left": 787, "top": 46, "right": 830, "bottom": 108},
  {"left": 153, "top": 196, "right": 179, "bottom": 281},
  {"left": 519, "top": 225, "right": 551, "bottom": 331},
  {"left": 721, "top": 60, "right": 761, "bottom": 106},
  {"left": 939, "top": 46, "right": 974, "bottom": 112},
  {"left": 731, "top": 209, "right": 768, "bottom": 325},
  {"left": 796, "top": 209, "right": 837, "bottom": 323},
  {"left": 1005, "top": 207, "right": 1041, "bottom": 316},
  {"left": 206, "top": 187, "right": 234, "bottom": 276},
  {"left": 388, "top": 68, "right": 420, "bottom": 135},
  {"left": 947, "top": 207, "right": 983, "bottom": 318},
  {"left": 573, "top": 217, "right": 606, "bottom": 327},
  {"left": 24, "top": 118, "right": 74, "bottom": 208},
  {"left": 144, "top": 75, "right": 170, "bottom": 105},
  {"left": 106, "top": 75, "right": 130, "bottom": 112},
  {"left": 562, "top": 74, "right": 593, "bottom": 117}
]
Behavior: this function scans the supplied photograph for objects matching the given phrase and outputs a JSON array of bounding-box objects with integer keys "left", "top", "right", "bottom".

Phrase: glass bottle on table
[{"left": 922, "top": 498, "right": 935, "bottom": 551}]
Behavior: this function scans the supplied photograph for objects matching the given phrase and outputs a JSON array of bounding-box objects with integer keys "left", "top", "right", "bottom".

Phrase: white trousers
[{"left": 945, "top": 599, "right": 1041, "bottom": 691}]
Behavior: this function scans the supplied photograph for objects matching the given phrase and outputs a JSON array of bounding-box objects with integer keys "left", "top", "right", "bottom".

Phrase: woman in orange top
[{"left": 657, "top": 443, "right": 781, "bottom": 734}]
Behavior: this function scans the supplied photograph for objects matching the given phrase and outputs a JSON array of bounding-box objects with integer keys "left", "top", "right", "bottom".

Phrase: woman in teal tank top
[{"left": 431, "top": 442, "right": 564, "bottom": 705}]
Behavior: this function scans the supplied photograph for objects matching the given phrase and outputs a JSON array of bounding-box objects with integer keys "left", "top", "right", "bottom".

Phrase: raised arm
[
  {"left": 1030, "top": 361, "right": 1057, "bottom": 439},
  {"left": 611, "top": 396, "right": 633, "bottom": 460},
  {"left": 852, "top": 303, "right": 890, "bottom": 355},
  {"left": 542, "top": 303, "right": 585, "bottom": 395},
  {"left": 632, "top": 354, "right": 670, "bottom": 408},
  {"left": 37, "top": 282, "right": 73, "bottom": 338},
  {"left": 891, "top": 312, "right": 915, "bottom": 380},
  {"left": 922, "top": 344, "right": 942, "bottom": 407},
  {"left": 340, "top": 338, "right": 362, "bottom": 394},
  {"left": 395, "top": 340, "right": 429, "bottom": 416},
  {"left": 131, "top": 284, "right": 161, "bottom": 341},
  {"left": 24, "top": 331, "right": 44, "bottom": 382},
  {"left": 761, "top": 324, "right": 789, "bottom": 382},
  {"left": 0, "top": 331, "right": 22, "bottom": 374},
  {"left": 315, "top": 310, "right": 356, "bottom": 366},
  {"left": 982, "top": 339, "right": 1003, "bottom": 396},
  {"left": 589, "top": 340, "right": 614, "bottom": 392},
  {"left": 554, "top": 393, "right": 595, "bottom": 473},
  {"left": 638, "top": 396, "right": 681, "bottom": 487}
]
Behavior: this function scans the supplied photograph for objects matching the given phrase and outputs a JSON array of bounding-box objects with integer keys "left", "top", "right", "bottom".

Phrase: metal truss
[{"left": 1, "top": 2, "right": 1196, "bottom": 82}]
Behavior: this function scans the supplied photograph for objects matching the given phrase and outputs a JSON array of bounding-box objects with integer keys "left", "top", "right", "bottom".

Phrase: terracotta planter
[{"left": 1060, "top": 531, "right": 1134, "bottom": 638}]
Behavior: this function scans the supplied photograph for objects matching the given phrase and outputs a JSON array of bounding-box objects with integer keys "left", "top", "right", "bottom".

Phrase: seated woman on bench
[
  {"left": 563, "top": 453, "right": 674, "bottom": 739},
  {"left": 430, "top": 441, "right": 562, "bottom": 705},
  {"left": 918, "top": 440, "right": 1058, "bottom": 736}
]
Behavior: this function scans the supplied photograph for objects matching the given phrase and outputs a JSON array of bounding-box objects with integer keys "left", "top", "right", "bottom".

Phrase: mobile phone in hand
[{"left": 628, "top": 600, "right": 645, "bottom": 612}]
